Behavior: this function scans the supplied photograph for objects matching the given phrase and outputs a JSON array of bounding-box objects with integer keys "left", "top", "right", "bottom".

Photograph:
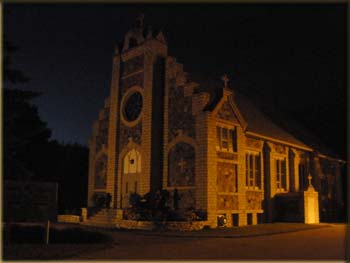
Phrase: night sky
[{"left": 4, "top": 4, "right": 347, "bottom": 158}]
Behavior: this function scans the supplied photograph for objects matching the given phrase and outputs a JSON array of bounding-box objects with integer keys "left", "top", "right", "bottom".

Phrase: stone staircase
[{"left": 82, "top": 208, "right": 119, "bottom": 227}]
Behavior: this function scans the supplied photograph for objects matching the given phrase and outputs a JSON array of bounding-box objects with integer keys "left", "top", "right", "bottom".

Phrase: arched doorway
[{"left": 121, "top": 148, "right": 141, "bottom": 208}]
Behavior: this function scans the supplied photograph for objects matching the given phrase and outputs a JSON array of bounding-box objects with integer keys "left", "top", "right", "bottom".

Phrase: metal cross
[
  {"left": 136, "top": 14, "right": 144, "bottom": 28},
  {"left": 222, "top": 74, "right": 229, "bottom": 89},
  {"left": 178, "top": 158, "right": 187, "bottom": 173}
]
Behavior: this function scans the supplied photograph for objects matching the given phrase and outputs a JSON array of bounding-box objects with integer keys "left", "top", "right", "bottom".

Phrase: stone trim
[{"left": 122, "top": 69, "right": 144, "bottom": 80}]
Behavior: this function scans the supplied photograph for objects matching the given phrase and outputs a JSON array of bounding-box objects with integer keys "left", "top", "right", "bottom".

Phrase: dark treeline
[
  {"left": 4, "top": 40, "right": 88, "bottom": 213},
  {"left": 4, "top": 88, "right": 89, "bottom": 213},
  {"left": 36, "top": 140, "right": 89, "bottom": 213}
]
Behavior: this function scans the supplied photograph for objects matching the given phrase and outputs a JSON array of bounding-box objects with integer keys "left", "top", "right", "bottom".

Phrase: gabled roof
[
  {"left": 250, "top": 100, "right": 341, "bottom": 159},
  {"left": 191, "top": 74, "right": 340, "bottom": 155},
  {"left": 233, "top": 91, "right": 311, "bottom": 150}
]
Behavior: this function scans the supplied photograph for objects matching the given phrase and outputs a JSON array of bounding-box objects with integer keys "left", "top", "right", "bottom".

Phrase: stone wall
[
  {"left": 88, "top": 98, "right": 111, "bottom": 206},
  {"left": 168, "top": 78, "right": 195, "bottom": 141},
  {"left": 163, "top": 58, "right": 199, "bottom": 211},
  {"left": 167, "top": 188, "right": 196, "bottom": 210},
  {"left": 168, "top": 142, "right": 195, "bottom": 187},
  {"left": 57, "top": 215, "right": 81, "bottom": 223},
  {"left": 94, "top": 154, "right": 108, "bottom": 189},
  {"left": 119, "top": 71, "right": 144, "bottom": 149}
]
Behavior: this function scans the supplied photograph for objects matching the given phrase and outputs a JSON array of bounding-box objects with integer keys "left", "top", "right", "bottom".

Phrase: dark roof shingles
[{"left": 190, "top": 74, "right": 337, "bottom": 154}]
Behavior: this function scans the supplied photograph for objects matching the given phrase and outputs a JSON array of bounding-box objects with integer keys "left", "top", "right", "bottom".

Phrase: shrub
[
  {"left": 92, "top": 192, "right": 106, "bottom": 208},
  {"left": 202, "top": 225, "right": 211, "bottom": 231},
  {"left": 194, "top": 210, "right": 208, "bottom": 221},
  {"left": 123, "top": 190, "right": 207, "bottom": 223}
]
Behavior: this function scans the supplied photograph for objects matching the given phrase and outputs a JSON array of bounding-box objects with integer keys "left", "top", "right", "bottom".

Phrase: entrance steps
[{"left": 81, "top": 208, "right": 119, "bottom": 227}]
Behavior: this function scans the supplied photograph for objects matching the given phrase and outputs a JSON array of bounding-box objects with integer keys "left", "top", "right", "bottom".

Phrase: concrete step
[
  {"left": 87, "top": 214, "right": 117, "bottom": 221},
  {"left": 86, "top": 221, "right": 118, "bottom": 226},
  {"left": 84, "top": 208, "right": 121, "bottom": 227},
  {"left": 87, "top": 215, "right": 118, "bottom": 223},
  {"left": 88, "top": 215, "right": 118, "bottom": 221},
  {"left": 81, "top": 221, "right": 116, "bottom": 228},
  {"left": 96, "top": 212, "right": 118, "bottom": 217},
  {"left": 87, "top": 217, "right": 117, "bottom": 223},
  {"left": 85, "top": 217, "right": 118, "bottom": 223},
  {"left": 89, "top": 215, "right": 117, "bottom": 221},
  {"left": 88, "top": 209, "right": 118, "bottom": 218}
]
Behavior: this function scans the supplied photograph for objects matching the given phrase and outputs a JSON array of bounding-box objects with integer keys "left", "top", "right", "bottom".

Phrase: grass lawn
[
  {"left": 3, "top": 243, "right": 112, "bottom": 260},
  {"left": 2, "top": 223, "right": 114, "bottom": 260}
]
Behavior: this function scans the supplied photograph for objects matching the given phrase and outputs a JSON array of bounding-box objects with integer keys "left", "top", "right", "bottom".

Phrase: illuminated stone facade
[{"left": 87, "top": 19, "right": 344, "bottom": 228}]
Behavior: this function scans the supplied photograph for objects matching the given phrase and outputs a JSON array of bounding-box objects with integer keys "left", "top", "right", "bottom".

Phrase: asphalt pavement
[{"left": 72, "top": 223, "right": 348, "bottom": 260}]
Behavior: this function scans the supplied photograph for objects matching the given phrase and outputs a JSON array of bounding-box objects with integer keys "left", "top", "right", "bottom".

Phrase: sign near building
[{"left": 4, "top": 180, "right": 58, "bottom": 222}]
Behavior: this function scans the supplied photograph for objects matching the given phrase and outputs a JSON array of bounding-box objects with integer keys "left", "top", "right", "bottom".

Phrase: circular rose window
[{"left": 123, "top": 91, "right": 143, "bottom": 122}]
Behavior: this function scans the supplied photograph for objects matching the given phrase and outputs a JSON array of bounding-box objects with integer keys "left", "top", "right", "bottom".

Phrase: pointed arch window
[{"left": 123, "top": 149, "right": 141, "bottom": 174}]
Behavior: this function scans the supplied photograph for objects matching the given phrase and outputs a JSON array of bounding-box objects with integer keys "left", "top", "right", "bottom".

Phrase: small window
[
  {"left": 123, "top": 149, "right": 141, "bottom": 174},
  {"left": 222, "top": 128, "right": 229, "bottom": 150},
  {"left": 245, "top": 153, "right": 261, "bottom": 189},
  {"left": 276, "top": 158, "right": 286, "bottom": 191},
  {"left": 247, "top": 213, "right": 253, "bottom": 225},
  {"left": 217, "top": 214, "right": 227, "bottom": 227},
  {"left": 216, "top": 127, "right": 221, "bottom": 148},
  {"left": 216, "top": 126, "right": 238, "bottom": 152},
  {"left": 129, "top": 37, "right": 138, "bottom": 48},
  {"left": 232, "top": 214, "right": 239, "bottom": 227},
  {"left": 231, "top": 128, "right": 238, "bottom": 152}
]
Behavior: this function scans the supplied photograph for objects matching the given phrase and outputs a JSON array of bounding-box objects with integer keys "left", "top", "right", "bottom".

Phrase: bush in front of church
[
  {"left": 123, "top": 190, "right": 170, "bottom": 222},
  {"left": 123, "top": 190, "right": 207, "bottom": 223}
]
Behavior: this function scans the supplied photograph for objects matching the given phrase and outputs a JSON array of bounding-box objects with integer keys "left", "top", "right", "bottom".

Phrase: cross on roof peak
[
  {"left": 221, "top": 74, "right": 230, "bottom": 89},
  {"left": 307, "top": 174, "right": 313, "bottom": 187},
  {"left": 136, "top": 14, "right": 144, "bottom": 28}
]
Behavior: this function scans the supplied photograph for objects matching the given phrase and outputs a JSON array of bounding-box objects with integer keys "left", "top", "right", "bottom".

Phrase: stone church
[{"left": 86, "top": 17, "right": 345, "bottom": 228}]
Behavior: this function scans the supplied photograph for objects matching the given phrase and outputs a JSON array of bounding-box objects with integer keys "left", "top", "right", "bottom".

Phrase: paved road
[{"left": 72, "top": 224, "right": 348, "bottom": 260}]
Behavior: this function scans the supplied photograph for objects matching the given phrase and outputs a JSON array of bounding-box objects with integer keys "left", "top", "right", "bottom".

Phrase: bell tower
[{"left": 105, "top": 16, "right": 168, "bottom": 208}]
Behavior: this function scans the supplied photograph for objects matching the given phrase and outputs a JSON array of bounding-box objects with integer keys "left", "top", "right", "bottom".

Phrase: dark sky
[{"left": 4, "top": 4, "right": 347, "bottom": 158}]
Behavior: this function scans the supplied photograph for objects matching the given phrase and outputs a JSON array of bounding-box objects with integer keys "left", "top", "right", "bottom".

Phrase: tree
[
  {"left": 3, "top": 89, "right": 89, "bottom": 210},
  {"left": 4, "top": 40, "right": 30, "bottom": 84},
  {"left": 3, "top": 39, "right": 88, "bottom": 212},
  {"left": 55, "top": 142, "right": 89, "bottom": 212},
  {"left": 3, "top": 88, "right": 51, "bottom": 180}
]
